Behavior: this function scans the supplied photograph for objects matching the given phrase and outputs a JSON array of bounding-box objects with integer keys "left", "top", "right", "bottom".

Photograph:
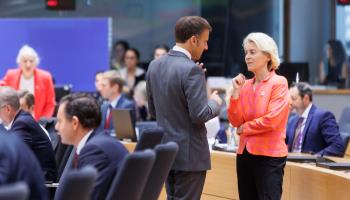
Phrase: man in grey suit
[{"left": 146, "top": 16, "right": 223, "bottom": 200}]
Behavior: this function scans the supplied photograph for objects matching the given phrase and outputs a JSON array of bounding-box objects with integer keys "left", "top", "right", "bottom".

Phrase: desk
[{"left": 122, "top": 142, "right": 350, "bottom": 200}]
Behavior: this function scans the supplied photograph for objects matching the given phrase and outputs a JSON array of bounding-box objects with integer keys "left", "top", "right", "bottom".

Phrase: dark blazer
[
  {"left": 0, "top": 123, "right": 6, "bottom": 133},
  {"left": 0, "top": 133, "right": 48, "bottom": 200},
  {"left": 78, "top": 130, "right": 129, "bottom": 200},
  {"left": 99, "top": 94, "right": 136, "bottom": 133},
  {"left": 286, "top": 105, "right": 345, "bottom": 156},
  {"left": 10, "top": 110, "right": 57, "bottom": 181},
  {"left": 146, "top": 50, "right": 221, "bottom": 171}
]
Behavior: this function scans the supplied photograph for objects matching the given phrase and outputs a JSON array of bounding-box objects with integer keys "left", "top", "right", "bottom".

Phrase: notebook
[{"left": 316, "top": 162, "right": 350, "bottom": 170}]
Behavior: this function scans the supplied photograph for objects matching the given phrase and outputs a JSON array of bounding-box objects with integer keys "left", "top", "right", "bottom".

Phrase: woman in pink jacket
[
  {"left": 228, "top": 32, "right": 289, "bottom": 200},
  {"left": 2, "top": 45, "right": 55, "bottom": 120}
]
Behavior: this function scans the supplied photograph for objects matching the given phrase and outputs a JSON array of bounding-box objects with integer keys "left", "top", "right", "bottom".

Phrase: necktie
[
  {"left": 292, "top": 117, "right": 305, "bottom": 153},
  {"left": 104, "top": 104, "right": 113, "bottom": 129},
  {"left": 73, "top": 152, "right": 79, "bottom": 169}
]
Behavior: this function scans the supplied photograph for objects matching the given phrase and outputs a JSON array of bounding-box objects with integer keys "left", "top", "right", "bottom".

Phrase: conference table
[{"left": 122, "top": 142, "right": 350, "bottom": 200}]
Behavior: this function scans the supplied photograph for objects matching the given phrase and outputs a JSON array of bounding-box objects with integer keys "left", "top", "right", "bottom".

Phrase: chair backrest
[
  {"left": 339, "top": 107, "right": 350, "bottom": 133},
  {"left": 140, "top": 142, "right": 179, "bottom": 200},
  {"left": 54, "top": 166, "right": 97, "bottom": 200},
  {"left": 0, "top": 182, "right": 29, "bottom": 200},
  {"left": 136, "top": 121, "right": 158, "bottom": 136},
  {"left": 38, "top": 117, "right": 59, "bottom": 149},
  {"left": 106, "top": 149, "right": 156, "bottom": 200},
  {"left": 134, "top": 127, "right": 164, "bottom": 151}
]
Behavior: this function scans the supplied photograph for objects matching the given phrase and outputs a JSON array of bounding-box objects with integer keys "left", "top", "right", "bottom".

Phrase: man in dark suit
[
  {"left": 146, "top": 16, "right": 223, "bottom": 200},
  {"left": 98, "top": 70, "right": 136, "bottom": 134},
  {"left": 0, "top": 86, "right": 57, "bottom": 182},
  {"left": 287, "top": 82, "right": 344, "bottom": 156},
  {"left": 55, "top": 93, "right": 128, "bottom": 200},
  {"left": 0, "top": 133, "right": 48, "bottom": 200}
]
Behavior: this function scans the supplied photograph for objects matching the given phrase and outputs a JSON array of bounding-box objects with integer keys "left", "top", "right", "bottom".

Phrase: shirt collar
[
  {"left": 76, "top": 129, "right": 94, "bottom": 155},
  {"left": 110, "top": 94, "right": 122, "bottom": 108},
  {"left": 301, "top": 103, "right": 312, "bottom": 119},
  {"left": 252, "top": 70, "right": 275, "bottom": 83},
  {"left": 173, "top": 45, "right": 191, "bottom": 60},
  {"left": 5, "top": 119, "right": 14, "bottom": 130}
]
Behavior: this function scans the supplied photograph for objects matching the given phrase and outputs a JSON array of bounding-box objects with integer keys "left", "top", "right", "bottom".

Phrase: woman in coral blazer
[
  {"left": 228, "top": 33, "right": 289, "bottom": 200},
  {"left": 2, "top": 45, "right": 55, "bottom": 120}
]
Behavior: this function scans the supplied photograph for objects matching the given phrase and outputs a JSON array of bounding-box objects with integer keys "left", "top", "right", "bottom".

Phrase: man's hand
[
  {"left": 196, "top": 62, "right": 207, "bottom": 73},
  {"left": 209, "top": 90, "right": 223, "bottom": 106}
]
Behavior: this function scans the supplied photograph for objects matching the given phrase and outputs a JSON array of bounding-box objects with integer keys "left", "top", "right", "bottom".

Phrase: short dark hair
[
  {"left": 175, "top": 16, "right": 212, "bottom": 43},
  {"left": 18, "top": 90, "right": 35, "bottom": 108},
  {"left": 154, "top": 44, "right": 169, "bottom": 52},
  {"left": 59, "top": 93, "right": 101, "bottom": 129},
  {"left": 126, "top": 48, "right": 140, "bottom": 60},
  {"left": 113, "top": 40, "right": 129, "bottom": 51},
  {"left": 291, "top": 82, "right": 313, "bottom": 101}
]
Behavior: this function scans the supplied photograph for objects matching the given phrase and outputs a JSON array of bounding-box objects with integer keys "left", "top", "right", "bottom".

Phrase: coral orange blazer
[
  {"left": 2, "top": 68, "right": 55, "bottom": 120},
  {"left": 228, "top": 71, "right": 289, "bottom": 157}
]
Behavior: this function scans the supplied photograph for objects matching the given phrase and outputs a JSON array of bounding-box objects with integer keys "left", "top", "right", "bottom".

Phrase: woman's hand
[
  {"left": 231, "top": 73, "right": 245, "bottom": 99},
  {"left": 236, "top": 124, "right": 244, "bottom": 135}
]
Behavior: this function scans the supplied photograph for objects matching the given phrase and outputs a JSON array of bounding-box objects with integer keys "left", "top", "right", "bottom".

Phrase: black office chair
[
  {"left": 134, "top": 127, "right": 164, "bottom": 151},
  {"left": 0, "top": 182, "right": 29, "bottom": 200},
  {"left": 54, "top": 166, "right": 97, "bottom": 200},
  {"left": 140, "top": 142, "right": 178, "bottom": 200},
  {"left": 106, "top": 149, "right": 156, "bottom": 200},
  {"left": 38, "top": 117, "right": 59, "bottom": 150}
]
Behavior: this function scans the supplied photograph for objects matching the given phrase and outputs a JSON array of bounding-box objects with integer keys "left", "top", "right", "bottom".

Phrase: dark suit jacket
[
  {"left": 10, "top": 110, "right": 57, "bottom": 181},
  {"left": 0, "top": 123, "right": 6, "bottom": 133},
  {"left": 78, "top": 131, "right": 129, "bottom": 200},
  {"left": 0, "top": 133, "right": 48, "bottom": 200},
  {"left": 286, "top": 105, "right": 345, "bottom": 156},
  {"left": 146, "top": 50, "right": 221, "bottom": 171},
  {"left": 99, "top": 94, "right": 136, "bottom": 133}
]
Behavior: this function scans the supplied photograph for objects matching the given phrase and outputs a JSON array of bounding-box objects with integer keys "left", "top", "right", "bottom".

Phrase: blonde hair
[
  {"left": 243, "top": 32, "right": 280, "bottom": 71},
  {"left": 16, "top": 45, "right": 40, "bottom": 66}
]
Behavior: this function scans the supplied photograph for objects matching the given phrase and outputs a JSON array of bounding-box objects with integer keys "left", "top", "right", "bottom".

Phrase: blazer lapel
[
  {"left": 288, "top": 116, "right": 299, "bottom": 150},
  {"left": 301, "top": 105, "right": 316, "bottom": 145}
]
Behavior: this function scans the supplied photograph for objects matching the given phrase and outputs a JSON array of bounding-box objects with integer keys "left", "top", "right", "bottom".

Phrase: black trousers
[
  {"left": 237, "top": 148, "right": 287, "bottom": 200},
  {"left": 165, "top": 170, "right": 206, "bottom": 200}
]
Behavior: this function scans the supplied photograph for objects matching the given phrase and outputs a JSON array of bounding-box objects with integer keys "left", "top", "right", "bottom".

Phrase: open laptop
[{"left": 111, "top": 109, "right": 137, "bottom": 142}]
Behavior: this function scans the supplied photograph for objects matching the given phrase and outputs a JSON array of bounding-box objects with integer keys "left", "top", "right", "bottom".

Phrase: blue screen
[{"left": 0, "top": 18, "right": 109, "bottom": 91}]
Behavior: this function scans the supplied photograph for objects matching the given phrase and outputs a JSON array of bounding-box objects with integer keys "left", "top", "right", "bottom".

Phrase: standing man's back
[{"left": 146, "top": 16, "right": 222, "bottom": 200}]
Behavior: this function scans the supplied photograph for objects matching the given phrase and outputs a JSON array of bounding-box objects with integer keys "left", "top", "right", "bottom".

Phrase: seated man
[
  {"left": 0, "top": 133, "right": 48, "bottom": 200},
  {"left": 287, "top": 82, "right": 344, "bottom": 156},
  {"left": 0, "top": 86, "right": 57, "bottom": 182},
  {"left": 18, "top": 90, "right": 51, "bottom": 140},
  {"left": 55, "top": 93, "right": 129, "bottom": 200},
  {"left": 98, "top": 70, "right": 136, "bottom": 134}
]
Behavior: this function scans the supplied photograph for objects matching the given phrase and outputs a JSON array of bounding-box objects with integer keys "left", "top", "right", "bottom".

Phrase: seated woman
[
  {"left": 319, "top": 40, "right": 348, "bottom": 87},
  {"left": 120, "top": 48, "right": 145, "bottom": 98},
  {"left": 1, "top": 45, "right": 55, "bottom": 120}
]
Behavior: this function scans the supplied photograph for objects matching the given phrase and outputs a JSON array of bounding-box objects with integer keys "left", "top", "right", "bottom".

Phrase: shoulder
[
  {"left": 4, "top": 68, "right": 20, "bottom": 77},
  {"left": 271, "top": 73, "right": 288, "bottom": 85},
  {"left": 85, "top": 134, "right": 127, "bottom": 153},
  {"left": 312, "top": 105, "right": 334, "bottom": 119},
  {"left": 35, "top": 68, "right": 53, "bottom": 79}
]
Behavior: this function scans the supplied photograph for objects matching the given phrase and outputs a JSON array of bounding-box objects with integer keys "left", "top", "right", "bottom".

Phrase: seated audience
[
  {"left": 319, "top": 40, "right": 348, "bottom": 87},
  {"left": 153, "top": 44, "right": 169, "bottom": 60},
  {"left": 1, "top": 44, "right": 55, "bottom": 120},
  {"left": 0, "top": 133, "right": 48, "bottom": 200},
  {"left": 18, "top": 90, "right": 51, "bottom": 140},
  {"left": 0, "top": 86, "right": 57, "bottom": 182},
  {"left": 287, "top": 82, "right": 344, "bottom": 156},
  {"left": 111, "top": 40, "right": 129, "bottom": 70},
  {"left": 120, "top": 48, "right": 145, "bottom": 98},
  {"left": 55, "top": 93, "right": 129, "bottom": 200},
  {"left": 133, "top": 81, "right": 150, "bottom": 121},
  {"left": 93, "top": 71, "right": 105, "bottom": 105},
  {"left": 98, "top": 70, "right": 136, "bottom": 134}
]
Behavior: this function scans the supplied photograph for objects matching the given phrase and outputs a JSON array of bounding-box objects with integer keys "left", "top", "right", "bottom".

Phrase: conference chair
[
  {"left": 140, "top": 142, "right": 179, "bottom": 200},
  {"left": 54, "top": 166, "right": 97, "bottom": 200},
  {"left": 339, "top": 107, "right": 350, "bottom": 134},
  {"left": 0, "top": 182, "right": 29, "bottom": 200},
  {"left": 38, "top": 117, "right": 59, "bottom": 149},
  {"left": 106, "top": 149, "right": 156, "bottom": 200},
  {"left": 134, "top": 127, "right": 164, "bottom": 151}
]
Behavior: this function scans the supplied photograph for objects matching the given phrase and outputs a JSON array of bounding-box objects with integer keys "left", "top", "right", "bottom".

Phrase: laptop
[
  {"left": 316, "top": 162, "right": 350, "bottom": 170},
  {"left": 111, "top": 109, "right": 137, "bottom": 142}
]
